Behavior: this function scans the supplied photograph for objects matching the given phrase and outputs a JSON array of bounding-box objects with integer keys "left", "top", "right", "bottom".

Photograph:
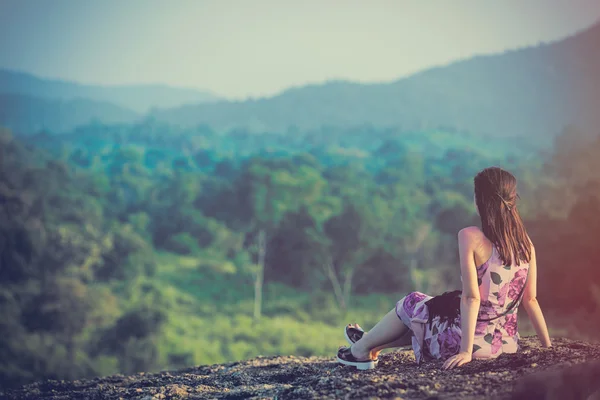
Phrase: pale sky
[{"left": 0, "top": 0, "right": 599, "bottom": 99}]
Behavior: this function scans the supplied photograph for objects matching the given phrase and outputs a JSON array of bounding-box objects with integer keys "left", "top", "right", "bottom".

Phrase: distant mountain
[
  {"left": 152, "top": 22, "right": 600, "bottom": 138},
  {"left": 0, "top": 69, "right": 221, "bottom": 113},
  {"left": 0, "top": 93, "right": 139, "bottom": 134}
]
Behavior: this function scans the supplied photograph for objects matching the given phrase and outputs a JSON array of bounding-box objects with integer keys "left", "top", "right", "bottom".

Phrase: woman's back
[{"left": 472, "top": 244, "right": 529, "bottom": 358}]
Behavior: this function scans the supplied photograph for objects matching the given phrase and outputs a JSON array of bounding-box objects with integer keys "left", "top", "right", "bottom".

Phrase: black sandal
[
  {"left": 345, "top": 324, "right": 365, "bottom": 345},
  {"left": 336, "top": 346, "right": 376, "bottom": 370}
]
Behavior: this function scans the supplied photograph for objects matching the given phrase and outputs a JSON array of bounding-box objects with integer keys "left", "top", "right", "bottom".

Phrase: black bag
[{"left": 424, "top": 268, "right": 529, "bottom": 329}]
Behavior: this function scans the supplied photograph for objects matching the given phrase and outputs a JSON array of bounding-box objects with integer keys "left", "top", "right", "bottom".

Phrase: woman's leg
[
  {"left": 351, "top": 308, "right": 411, "bottom": 359},
  {"left": 369, "top": 329, "right": 412, "bottom": 359},
  {"left": 348, "top": 323, "right": 412, "bottom": 359}
]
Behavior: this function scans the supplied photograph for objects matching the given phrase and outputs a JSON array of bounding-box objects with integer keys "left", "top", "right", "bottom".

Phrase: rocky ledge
[{"left": 2, "top": 337, "right": 600, "bottom": 400}]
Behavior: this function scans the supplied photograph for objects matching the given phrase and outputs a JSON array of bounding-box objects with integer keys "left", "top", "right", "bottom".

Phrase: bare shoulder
[
  {"left": 458, "top": 226, "right": 484, "bottom": 249},
  {"left": 526, "top": 233, "right": 536, "bottom": 249},
  {"left": 458, "top": 226, "right": 483, "bottom": 239},
  {"left": 526, "top": 233, "right": 536, "bottom": 259}
]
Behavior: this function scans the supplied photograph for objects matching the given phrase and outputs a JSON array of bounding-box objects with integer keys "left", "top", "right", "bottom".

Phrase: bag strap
[{"left": 476, "top": 265, "right": 530, "bottom": 322}]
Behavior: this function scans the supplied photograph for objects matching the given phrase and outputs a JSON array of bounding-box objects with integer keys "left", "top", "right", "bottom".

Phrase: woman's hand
[{"left": 442, "top": 351, "right": 472, "bottom": 370}]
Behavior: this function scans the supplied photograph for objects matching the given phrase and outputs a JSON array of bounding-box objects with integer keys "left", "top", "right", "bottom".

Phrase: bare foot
[
  {"left": 350, "top": 343, "right": 371, "bottom": 361},
  {"left": 348, "top": 323, "right": 380, "bottom": 360}
]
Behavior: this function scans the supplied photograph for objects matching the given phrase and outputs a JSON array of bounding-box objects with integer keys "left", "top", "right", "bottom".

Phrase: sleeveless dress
[{"left": 395, "top": 246, "right": 529, "bottom": 363}]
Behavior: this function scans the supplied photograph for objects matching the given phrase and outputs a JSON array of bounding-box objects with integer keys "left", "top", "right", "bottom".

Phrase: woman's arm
[
  {"left": 522, "top": 243, "right": 552, "bottom": 347},
  {"left": 457, "top": 227, "right": 482, "bottom": 353},
  {"left": 443, "top": 227, "right": 481, "bottom": 369}
]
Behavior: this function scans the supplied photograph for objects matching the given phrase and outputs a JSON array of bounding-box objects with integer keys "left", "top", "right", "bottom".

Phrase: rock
[
  {"left": 1, "top": 337, "right": 599, "bottom": 399},
  {"left": 510, "top": 359, "right": 600, "bottom": 400}
]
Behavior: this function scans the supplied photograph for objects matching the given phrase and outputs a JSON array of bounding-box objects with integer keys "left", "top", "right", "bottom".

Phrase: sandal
[
  {"left": 336, "top": 346, "right": 376, "bottom": 370},
  {"left": 345, "top": 324, "right": 379, "bottom": 363},
  {"left": 345, "top": 324, "right": 365, "bottom": 345}
]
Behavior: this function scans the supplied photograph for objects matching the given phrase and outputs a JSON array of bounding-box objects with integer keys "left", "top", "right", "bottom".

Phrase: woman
[{"left": 336, "top": 167, "right": 552, "bottom": 370}]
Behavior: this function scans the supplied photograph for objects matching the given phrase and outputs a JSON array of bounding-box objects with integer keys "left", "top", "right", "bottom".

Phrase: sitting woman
[{"left": 337, "top": 167, "right": 552, "bottom": 370}]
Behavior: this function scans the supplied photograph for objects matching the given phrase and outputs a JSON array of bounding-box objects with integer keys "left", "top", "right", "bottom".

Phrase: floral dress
[{"left": 396, "top": 246, "right": 529, "bottom": 363}]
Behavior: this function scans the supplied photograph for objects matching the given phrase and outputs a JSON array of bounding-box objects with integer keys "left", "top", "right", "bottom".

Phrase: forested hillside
[
  {"left": 2, "top": 22, "right": 598, "bottom": 139},
  {"left": 152, "top": 23, "right": 600, "bottom": 138},
  {"left": 0, "top": 93, "right": 140, "bottom": 134},
  {"left": 1, "top": 119, "right": 599, "bottom": 389}
]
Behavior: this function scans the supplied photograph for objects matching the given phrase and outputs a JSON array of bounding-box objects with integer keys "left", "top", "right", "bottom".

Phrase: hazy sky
[{"left": 1, "top": 0, "right": 599, "bottom": 99}]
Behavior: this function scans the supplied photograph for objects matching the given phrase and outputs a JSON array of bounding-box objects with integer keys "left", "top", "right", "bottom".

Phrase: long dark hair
[{"left": 474, "top": 167, "right": 531, "bottom": 266}]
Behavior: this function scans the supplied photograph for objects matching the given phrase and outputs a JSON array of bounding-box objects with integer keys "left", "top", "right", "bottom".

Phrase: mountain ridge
[
  {"left": 151, "top": 21, "right": 600, "bottom": 138},
  {"left": 0, "top": 92, "right": 140, "bottom": 134},
  {"left": 1, "top": 21, "right": 598, "bottom": 137},
  {"left": 0, "top": 69, "right": 221, "bottom": 113}
]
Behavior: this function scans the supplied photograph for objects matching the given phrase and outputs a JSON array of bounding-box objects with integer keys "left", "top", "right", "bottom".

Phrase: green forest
[{"left": 1, "top": 120, "right": 599, "bottom": 388}]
